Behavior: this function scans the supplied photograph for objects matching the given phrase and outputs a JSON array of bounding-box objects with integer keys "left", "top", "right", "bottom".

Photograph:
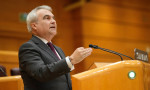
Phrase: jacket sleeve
[{"left": 19, "top": 42, "right": 70, "bottom": 82}]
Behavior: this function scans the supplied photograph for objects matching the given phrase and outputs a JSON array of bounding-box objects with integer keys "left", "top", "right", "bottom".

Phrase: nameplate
[{"left": 134, "top": 48, "right": 149, "bottom": 62}]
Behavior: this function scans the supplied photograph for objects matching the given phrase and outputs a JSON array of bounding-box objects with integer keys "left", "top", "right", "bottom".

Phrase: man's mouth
[{"left": 50, "top": 26, "right": 55, "bottom": 29}]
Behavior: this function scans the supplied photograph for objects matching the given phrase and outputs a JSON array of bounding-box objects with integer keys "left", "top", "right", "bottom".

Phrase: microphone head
[
  {"left": 89, "top": 44, "right": 98, "bottom": 49},
  {"left": 89, "top": 44, "right": 93, "bottom": 48}
]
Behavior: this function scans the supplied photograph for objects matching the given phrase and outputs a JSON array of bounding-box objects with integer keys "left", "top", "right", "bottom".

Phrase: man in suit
[{"left": 19, "top": 5, "right": 92, "bottom": 90}]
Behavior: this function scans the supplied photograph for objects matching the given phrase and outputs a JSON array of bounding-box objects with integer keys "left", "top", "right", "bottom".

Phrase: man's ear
[{"left": 31, "top": 23, "right": 37, "bottom": 30}]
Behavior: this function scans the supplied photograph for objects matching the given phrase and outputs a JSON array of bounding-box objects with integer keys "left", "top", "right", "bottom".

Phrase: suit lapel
[
  {"left": 54, "top": 46, "right": 65, "bottom": 59},
  {"left": 31, "top": 35, "right": 58, "bottom": 61}
]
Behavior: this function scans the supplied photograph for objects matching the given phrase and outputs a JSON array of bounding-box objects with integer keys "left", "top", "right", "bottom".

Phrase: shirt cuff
[{"left": 66, "top": 56, "right": 75, "bottom": 71}]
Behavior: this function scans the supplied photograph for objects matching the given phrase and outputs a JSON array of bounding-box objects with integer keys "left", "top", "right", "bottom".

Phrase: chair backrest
[
  {"left": 10, "top": 68, "right": 20, "bottom": 76},
  {"left": 0, "top": 65, "right": 7, "bottom": 77}
]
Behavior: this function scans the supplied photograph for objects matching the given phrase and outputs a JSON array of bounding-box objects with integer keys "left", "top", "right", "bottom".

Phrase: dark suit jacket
[{"left": 19, "top": 35, "right": 72, "bottom": 90}]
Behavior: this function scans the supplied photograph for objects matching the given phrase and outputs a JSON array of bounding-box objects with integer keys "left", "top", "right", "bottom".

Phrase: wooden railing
[{"left": 0, "top": 75, "right": 23, "bottom": 90}]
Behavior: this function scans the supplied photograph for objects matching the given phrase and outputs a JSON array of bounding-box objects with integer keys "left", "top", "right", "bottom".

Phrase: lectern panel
[{"left": 72, "top": 60, "right": 146, "bottom": 90}]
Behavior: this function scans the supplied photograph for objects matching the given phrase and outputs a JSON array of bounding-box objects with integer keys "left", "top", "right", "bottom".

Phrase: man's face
[{"left": 33, "top": 9, "right": 57, "bottom": 39}]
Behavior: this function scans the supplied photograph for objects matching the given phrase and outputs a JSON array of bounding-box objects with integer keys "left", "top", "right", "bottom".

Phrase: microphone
[{"left": 89, "top": 44, "right": 133, "bottom": 60}]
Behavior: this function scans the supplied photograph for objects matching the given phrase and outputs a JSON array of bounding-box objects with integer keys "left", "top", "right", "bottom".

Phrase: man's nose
[{"left": 51, "top": 18, "right": 56, "bottom": 24}]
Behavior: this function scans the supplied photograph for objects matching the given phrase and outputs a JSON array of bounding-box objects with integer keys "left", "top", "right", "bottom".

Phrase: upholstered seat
[
  {"left": 10, "top": 68, "right": 20, "bottom": 76},
  {"left": 0, "top": 65, "right": 7, "bottom": 77}
]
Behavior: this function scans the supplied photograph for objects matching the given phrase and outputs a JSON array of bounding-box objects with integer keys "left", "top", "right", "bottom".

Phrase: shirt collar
[{"left": 35, "top": 35, "right": 51, "bottom": 44}]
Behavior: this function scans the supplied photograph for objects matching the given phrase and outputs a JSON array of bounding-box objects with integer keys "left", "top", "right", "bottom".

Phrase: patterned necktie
[{"left": 47, "top": 42, "right": 60, "bottom": 60}]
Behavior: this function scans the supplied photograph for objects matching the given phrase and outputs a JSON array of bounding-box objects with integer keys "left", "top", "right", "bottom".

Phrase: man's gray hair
[{"left": 26, "top": 5, "right": 52, "bottom": 32}]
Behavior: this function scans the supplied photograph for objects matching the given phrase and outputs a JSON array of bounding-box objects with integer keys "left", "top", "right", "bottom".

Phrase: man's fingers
[
  {"left": 82, "top": 51, "right": 92, "bottom": 58},
  {"left": 70, "top": 47, "right": 93, "bottom": 64},
  {"left": 81, "top": 48, "right": 92, "bottom": 55},
  {"left": 77, "top": 47, "right": 84, "bottom": 50}
]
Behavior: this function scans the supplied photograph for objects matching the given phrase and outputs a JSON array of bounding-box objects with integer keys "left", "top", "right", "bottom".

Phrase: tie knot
[
  {"left": 47, "top": 42, "right": 55, "bottom": 50},
  {"left": 47, "top": 42, "right": 53, "bottom": 47}
]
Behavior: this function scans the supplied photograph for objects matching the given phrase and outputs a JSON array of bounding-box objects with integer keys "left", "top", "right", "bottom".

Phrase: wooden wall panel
[
  {"left": 82, "top": 20, "right": 150, "bottom": 41},
  {"left": 82, "top": 3, "right": 150, "bottom": 25},
  {"left": 92, "top": 0, "right": 150, "bottom": 10},
  {"left": 0, "top": 51, "right": 18, "bottom": 76}
]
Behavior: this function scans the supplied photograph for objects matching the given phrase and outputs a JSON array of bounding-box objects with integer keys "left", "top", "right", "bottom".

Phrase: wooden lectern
[{"left": 72, "top": 60, "right": 150, "bottom": 90}]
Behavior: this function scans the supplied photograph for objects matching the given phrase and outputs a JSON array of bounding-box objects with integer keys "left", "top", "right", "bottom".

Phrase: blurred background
[{"left": 0, "top": 0, "right": 150, "bottom": 75}]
